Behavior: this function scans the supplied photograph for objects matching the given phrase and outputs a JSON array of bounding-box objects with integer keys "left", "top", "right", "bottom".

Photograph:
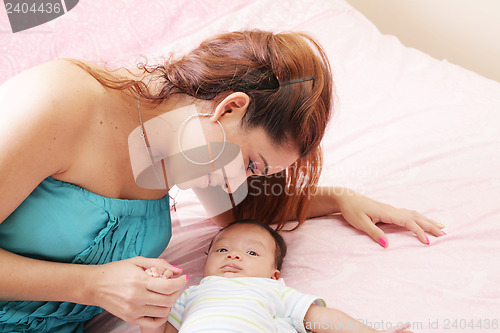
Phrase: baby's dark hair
[{"left": 207, "top": 219, "right": 287, "bottom": 270}]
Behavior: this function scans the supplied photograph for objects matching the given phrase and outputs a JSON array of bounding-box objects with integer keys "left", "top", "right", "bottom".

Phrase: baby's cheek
[{"left": 203, "top": 258, "right": 216, "bottom": 276}]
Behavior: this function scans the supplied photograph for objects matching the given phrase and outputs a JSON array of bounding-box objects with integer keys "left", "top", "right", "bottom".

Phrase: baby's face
[{"left": 203, "top": 223, "right": 281, "bottom": 280}]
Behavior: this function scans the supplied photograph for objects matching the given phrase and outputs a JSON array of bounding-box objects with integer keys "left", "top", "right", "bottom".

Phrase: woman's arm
[
  {"left": 0, "top": 248, "right": 92, "bottom": 303},
  {"left": 304, "top": 305, "right": 412, "bottom": 333},
  {"left": 0, "top": 248, "right": 186, "bottom": 327},
  {"left": 211, "top": 185, "right": 444, "bottom": 247},
  {"left": 0, "top": 60, "right": 186, "bottom": 328},
  {"left": 307, "top": 186, "right": 445, "bottom": 247},
  {"left": 306, "top": 186, "right": 342, "bottom": 217},
  {"left": 0, "top": 59, "right": 85, "bottom": 224},
  {"left": 0, "top": 60, "right": 93, "bottom": 300}
]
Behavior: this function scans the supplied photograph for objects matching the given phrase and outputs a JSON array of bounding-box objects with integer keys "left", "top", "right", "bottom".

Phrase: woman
[{"left": 0, "top": 30, "right": 443, "bottom": 332}]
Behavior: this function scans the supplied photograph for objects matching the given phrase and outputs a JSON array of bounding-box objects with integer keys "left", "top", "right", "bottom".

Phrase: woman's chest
[{"left": 0, "top": 176, "right": 172, "bottom": 263}]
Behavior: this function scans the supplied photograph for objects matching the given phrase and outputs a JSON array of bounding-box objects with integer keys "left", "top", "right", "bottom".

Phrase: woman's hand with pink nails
[
  {"left": 88, "top": 257, "right": 187, "bottom": 329},
  {"left": 335, "top": 188, "right": 445, "bottom": 247}
]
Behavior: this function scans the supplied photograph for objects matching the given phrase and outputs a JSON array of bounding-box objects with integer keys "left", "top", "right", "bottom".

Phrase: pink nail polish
[
  {"left": 441, "top": 231, "right": 447, "bottom": 236},
  {"left": 425, "top": 235, "right": 430, "bottom": 245},
  {"left": 186, "top": 275, "right": 189, "bottom": 282},
  {"left": 378, "top": 237, "right": 388, "bottom": 248},
  {"left": 171, "top": 265, "right": 182, "bottom": 270}
]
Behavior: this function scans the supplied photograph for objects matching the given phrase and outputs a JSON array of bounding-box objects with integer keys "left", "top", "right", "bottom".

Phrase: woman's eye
[
  {"left": 247, "top": 160, "right": 256, "bottom": 174},
  {"left": 216, "top": 248, "right": 228, "bottom": 253},
  {"left": 247, "top": 251, "right": 258, "bottom": 256}
]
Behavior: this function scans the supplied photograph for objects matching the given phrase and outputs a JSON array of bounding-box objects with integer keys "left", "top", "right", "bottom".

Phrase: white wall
[{"left": 346, "top": 0, "right": 500, "bottom": 82}]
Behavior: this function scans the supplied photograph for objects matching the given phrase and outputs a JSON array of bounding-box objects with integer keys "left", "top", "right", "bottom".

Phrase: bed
[{"left": 1, "top": 0, "right": 499, "bottom": 332}]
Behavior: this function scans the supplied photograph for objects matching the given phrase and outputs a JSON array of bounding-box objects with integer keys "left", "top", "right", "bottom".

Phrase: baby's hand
[
  {"left": 379, "top": 323, "right": 413, "bottom": 333},
  {"left": 145, "top": 266, "right": 182, "bottom": 279},
  {"left": 140, "top": 266, "right": 184, "bottom": 333}
]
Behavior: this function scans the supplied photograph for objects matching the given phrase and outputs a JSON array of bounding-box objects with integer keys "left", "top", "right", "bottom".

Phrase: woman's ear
[{"left": 210, "top": 92, "right": 250, "bottom": 123}]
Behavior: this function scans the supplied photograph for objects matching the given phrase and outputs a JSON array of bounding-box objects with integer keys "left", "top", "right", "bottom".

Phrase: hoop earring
[{"left": 177, "top": 113, "right": 226, "bottom": 165}]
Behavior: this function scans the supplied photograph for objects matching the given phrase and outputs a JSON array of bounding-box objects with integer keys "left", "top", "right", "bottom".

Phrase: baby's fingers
[
  {"left": 147, "top": 274, "right": 188, "bottom": 296},
  {"left": 145, "top": 267, "right": 162, "bottom": 278},
  {"left": 161, "top": 270, "right": 174, "bottom": 279}
]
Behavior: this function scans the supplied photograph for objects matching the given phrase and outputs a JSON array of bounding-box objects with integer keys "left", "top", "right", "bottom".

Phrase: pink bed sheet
[{"left": 2, "top": 1, "right": 499, "bottom": 332}]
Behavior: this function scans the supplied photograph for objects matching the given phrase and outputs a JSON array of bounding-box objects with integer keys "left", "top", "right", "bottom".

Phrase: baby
[{"left": 142, "top": 220, "right": 413, "bottom": 333}]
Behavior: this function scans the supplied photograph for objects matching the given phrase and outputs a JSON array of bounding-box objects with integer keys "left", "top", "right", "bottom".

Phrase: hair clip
[
  {"left": 253, "top": 74, "right": 315, "bottom": 92},
  {"left": 279, "top": 76, "right": 315, "bottom": 87}
]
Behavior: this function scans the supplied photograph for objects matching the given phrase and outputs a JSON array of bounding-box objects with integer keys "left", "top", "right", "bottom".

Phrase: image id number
[{"left": 6, "top": 2, "right": 62, "bottom": 14}]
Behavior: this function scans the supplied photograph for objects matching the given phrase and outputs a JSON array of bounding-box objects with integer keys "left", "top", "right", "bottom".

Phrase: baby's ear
[{"left": 270, "top": 270, "right": 281, "bottom": 280}]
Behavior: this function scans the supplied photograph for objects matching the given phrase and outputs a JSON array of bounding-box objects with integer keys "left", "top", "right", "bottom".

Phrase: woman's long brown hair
[{"left": 68, "top": 30, "right": 333, "bottom": 230}]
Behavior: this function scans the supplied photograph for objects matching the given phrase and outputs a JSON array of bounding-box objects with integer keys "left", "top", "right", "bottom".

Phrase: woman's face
[
  {"left": 176, "top": 93, "right": 300, "bottom": 191},
  {"left": 176, "top": 124, "right": 299, "bottom": 190}
]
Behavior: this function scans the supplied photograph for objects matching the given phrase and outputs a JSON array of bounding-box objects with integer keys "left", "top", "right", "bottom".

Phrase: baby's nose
[{"left": 226, "top": 251, "right": 241, "bottom": 260}]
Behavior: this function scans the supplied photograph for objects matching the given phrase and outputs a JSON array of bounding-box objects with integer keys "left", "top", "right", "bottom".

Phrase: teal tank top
[{"left": 0, "top": 176, "right": 172, "bottom": 332}]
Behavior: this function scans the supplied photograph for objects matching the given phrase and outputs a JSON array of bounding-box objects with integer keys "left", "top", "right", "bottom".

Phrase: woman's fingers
[
  {"left": 337, "top": 191, "right": 448, "bottom": 246},
  {"left": 357, "top": 214, "right": 390, "bottom": 248},
  {"left": 381, "top": 208, "right": 446, "bottom": 245},
  {"left": 92, "top": 258, "right": 187, "bottom": 327},
  {"left": 402, "top": 213, "right": 446, "bottom": 244},
  {"left": 132, "top": 305, "right": 172, "bottom": 318},
  {"left": 136, "top": 304, "right": 172, "bottom": 319},
  {"left": 403, "top": 219, "right": 431, "bottom": 244},
  {"left": 140, "top": 287, "right": 182, "bottom": 307},
  {"left": 415, "top": 217, "right": 446, "bottom": 238},
  {"left": 364, "top": 211, "right": 447, "bottom": 247},
  {"left": 409, "top": 209, "right": 445, "bottom": 231},
  {"left": 143, "top": 267, "right": 187, "bottom": 307}
]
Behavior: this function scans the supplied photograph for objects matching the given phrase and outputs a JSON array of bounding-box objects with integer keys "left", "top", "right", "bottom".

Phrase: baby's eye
[
  {"left": 247, "top": 251, "right": 258, "bottom": 256},
  {"left": 216, "top": 248, "right": 228, "bottom": 253}
]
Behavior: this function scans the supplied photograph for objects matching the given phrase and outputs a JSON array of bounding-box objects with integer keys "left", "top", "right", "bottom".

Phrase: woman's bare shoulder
[
  {"left": 0, "top": 58, "right": 106, "bottom": 133},
  {"left": 2, "top": 58, "right": 88, "bottom": 82},
  {"left": 0, "top": 59, "right": 106, "bottom": 222},
  {"left": 1, "top": 58, "right": 104, "bottom": 102}
]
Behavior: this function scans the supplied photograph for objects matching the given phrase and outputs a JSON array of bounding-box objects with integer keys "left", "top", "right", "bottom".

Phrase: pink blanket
[{"left": 2, "top": 1, "right": 499, "bottom": 332}]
